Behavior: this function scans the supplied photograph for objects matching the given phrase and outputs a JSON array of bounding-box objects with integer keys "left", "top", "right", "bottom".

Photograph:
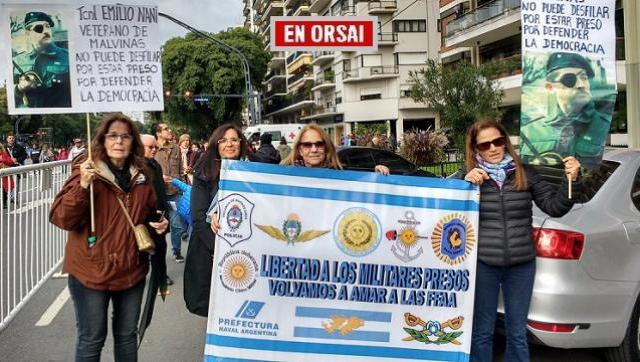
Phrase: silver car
[{"left": 497, "top": 148, "right": 640, "bottom": 361}]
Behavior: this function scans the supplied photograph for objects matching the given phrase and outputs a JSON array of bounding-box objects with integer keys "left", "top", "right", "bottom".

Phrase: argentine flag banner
[{"left": 205, "top": 160, "right": 479, "bottom": 362}]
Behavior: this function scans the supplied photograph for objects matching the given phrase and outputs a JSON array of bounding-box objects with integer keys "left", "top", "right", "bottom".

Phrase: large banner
[
  {"left": 3, "top": 3, "right": 163, "bottom": 115},
  {"left": 519, "top": 0, "right": 617, "bottom": 169},
  {"left": 206, "top": 161, "right": 479, "bottom": 362}
]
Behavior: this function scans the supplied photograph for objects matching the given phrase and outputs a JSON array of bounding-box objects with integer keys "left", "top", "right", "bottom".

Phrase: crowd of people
[{"left": 41, "top": 113, "right": 582, "bottom": 361}]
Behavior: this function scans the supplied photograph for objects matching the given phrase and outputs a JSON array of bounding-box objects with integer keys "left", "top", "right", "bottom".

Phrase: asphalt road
[{"left": 0, "top": 235, "right": 609, "bottom": 361}]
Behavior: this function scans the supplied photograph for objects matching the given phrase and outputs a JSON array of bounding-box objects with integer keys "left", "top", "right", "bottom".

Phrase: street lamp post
[{"left": 158, "top": 13, "right": 261, "bottom": 125}]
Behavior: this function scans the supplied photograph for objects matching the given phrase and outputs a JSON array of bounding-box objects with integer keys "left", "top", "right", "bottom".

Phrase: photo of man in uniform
[
  {"left": 12, "top": 11, "right": 71, "bottom": 108},
  {"left": 520, "top": 52, "right": 613, "bottom": 168}
]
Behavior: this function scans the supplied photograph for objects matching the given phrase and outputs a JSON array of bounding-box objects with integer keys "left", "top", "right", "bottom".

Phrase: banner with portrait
[
  {"left": 519, "top": 0, "right": 617, "bottom": 169},
  {"left": 205, "top": 161, "right": 479, "bottom": 362},
  {"left": 2, "top": 3, "right": 163, "bottom": 115}
]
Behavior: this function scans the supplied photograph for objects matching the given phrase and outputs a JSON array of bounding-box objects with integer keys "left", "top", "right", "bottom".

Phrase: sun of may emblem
[
  {"left": 431, "top": 213, "right": 475, "bottom": 265},
  {"left": 219, "top": 250, "right": 257, "bottom": 293},
  {"left": 254, "top": 213, "right": 329, "bottom": 245},
  {"left": 385, "top": 211, "right": 426, "bottom": 262},
  {"left": 333, "top": 207, "right": 382, "bottom": 257}
]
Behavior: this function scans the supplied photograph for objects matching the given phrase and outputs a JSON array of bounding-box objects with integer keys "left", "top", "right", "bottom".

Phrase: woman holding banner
[
  {"left": 458, "top": 118, "right": 580, "bottom": 362},
  {"left": 281, "top": 123, "right": 388, "bottom": 174},
  {"left": 184, "top": 123, "right": 249, "bottom": 316},
  {"left": 49, "top": 113, "right": 168, "bottom": 361}
]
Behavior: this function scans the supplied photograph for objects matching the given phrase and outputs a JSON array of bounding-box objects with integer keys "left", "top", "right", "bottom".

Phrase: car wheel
[{"left": 605, "top": 297, "right": 640, "bottom": 362}]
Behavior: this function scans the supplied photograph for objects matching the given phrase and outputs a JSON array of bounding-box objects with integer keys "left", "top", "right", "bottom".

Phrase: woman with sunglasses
[
  {"left": 460, "top": 118, "right": 580, "bottom": 362},
  {"left": 281, "top": 123, "right": 388, "bottom": 174},
  {"left": 184, "top": 123, "right": 248, "bottom": 316}
]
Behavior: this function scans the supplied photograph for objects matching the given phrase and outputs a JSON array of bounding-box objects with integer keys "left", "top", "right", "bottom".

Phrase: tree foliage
[
  {"left": 410, "top": 60, "right": 504, "bottom": 147},
  {"left": 161, "top": 27, "right": 271, "bottom": 139}
]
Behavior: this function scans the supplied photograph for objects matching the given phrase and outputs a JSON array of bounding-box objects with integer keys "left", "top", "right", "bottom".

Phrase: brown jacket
[
  {"left": 49, "top": 158, "right": 157, "bottom": 291},
  {"left": 154, "top": 141, "right": 182, "bottom": 195}
]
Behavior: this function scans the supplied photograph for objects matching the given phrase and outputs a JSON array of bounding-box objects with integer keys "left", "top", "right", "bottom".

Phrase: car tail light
[
  {"left": 532, "top": 227, "right": 584, "bottom": 260},
  {"left": 528, "top": 320, "right": 577, "bottom": 333}
]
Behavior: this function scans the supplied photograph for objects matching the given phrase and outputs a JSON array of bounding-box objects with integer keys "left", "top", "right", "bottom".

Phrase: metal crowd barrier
[{"left": 0, "top": 160, "right": 72, "bottom": 332}]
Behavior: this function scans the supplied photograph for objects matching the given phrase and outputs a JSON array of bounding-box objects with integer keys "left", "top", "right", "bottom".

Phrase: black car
[{"left": 337, "top": 146, "right": 437, "bottom": 177}]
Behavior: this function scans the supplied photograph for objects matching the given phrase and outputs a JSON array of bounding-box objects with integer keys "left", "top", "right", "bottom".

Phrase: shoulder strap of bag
[{"left": 116, "top": 197, "right": 136, "bottom": 230}]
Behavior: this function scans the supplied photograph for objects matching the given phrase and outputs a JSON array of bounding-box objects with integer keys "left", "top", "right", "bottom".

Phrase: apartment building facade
[
  {"left": 439, "top": 0, "right": 628, "bottom": 143},
  {"left": 245, "top": 0, "right": 441, "bottom": 144}
]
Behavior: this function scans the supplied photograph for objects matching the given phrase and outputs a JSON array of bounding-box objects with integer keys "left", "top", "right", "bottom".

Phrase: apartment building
[
  {"left": 439, "top": 0, "right": 628, "bottom": 142},
  {"left": 246, "top": 0, "right": 441, "bottom": 144}
]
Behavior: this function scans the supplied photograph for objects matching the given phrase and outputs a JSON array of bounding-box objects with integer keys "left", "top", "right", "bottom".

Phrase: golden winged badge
[{"left": 255, "top": 213, "right": 329, "bottom": 245}]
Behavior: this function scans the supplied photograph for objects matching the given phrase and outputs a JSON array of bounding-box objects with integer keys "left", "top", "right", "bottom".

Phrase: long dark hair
[
  {"left": 195, "top": 123, "right": 248, "bottom": 185},
  {"left": 465, "top": 118, "right": 527, "bottom": 191},
  {"left": 91, "top": 113, "right": 148, "bottom": 175}
]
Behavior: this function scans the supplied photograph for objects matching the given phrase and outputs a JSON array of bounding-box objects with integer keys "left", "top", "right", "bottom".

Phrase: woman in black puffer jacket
[{"left": 459, "top": 119, "right": 581, "bottom": 362}]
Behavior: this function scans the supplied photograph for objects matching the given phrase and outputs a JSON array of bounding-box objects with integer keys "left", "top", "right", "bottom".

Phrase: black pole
[{"left": 158, "top": 12, "right": 260, "bottom": 124}]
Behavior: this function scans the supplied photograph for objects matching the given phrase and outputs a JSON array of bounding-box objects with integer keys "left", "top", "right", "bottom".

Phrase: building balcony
[
  {"left": 264, "top": 1, "right": 284, "bottom": 17},
  {"left": 287, "top": 71, "right": 314, "bottom": 90},
  {"left": 263, "top": 71, "right": 287, "bottom": 85},
  {"left": 293, "top": 3, "right": 310, "bottom": 16},
  {"left": 269, "top": 51, "right": 286, "bottom": 68},
  {"left": 378, "top": 32, "right": 398, "bottom": 46},
  {"left": 368, "top": 1, "right": 397, "bottom": 14},
  {"left": 311, "top": 71, "right": 336, "bottom": 92},
  {"left": 311, "top": 51, "right": 335, "bottom": 66},
  {"left": 300, "top": 103, "right": 338, "bottom": 121},
  {"left": 309, "top": 0, "right": 332, "bottom": 13},
  {"left": 342, "top": 66, "right": 399, "bottom": 83},
  {"left": 445, "top": 0, "right": 520, "bottom": 48},
  {"left": 337, "top": 5, "right": 355, "bottom": 16},
  {"left": 264, "top": 92, "right": 315, "bottom": 117},
  {"left": 287, "top": 52, "right": 313, "bottom": 73}
]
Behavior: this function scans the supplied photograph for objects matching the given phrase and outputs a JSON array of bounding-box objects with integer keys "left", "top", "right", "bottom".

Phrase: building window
[
  {"left": 393, "top": 20, "right": 426, "bottom": 33},
  {"left": 361, "top": 93, "right": 381, "bottom": 101}
]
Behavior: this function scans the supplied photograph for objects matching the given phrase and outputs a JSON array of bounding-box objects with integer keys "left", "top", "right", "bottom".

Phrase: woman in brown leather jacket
[{"left": 50, "top": 113, "right": 168, "bottom": 362}]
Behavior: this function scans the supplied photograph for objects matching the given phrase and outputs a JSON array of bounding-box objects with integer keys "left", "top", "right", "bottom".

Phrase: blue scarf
[{"left": 475, "top": 154, "right": 515, "bottom": 188}]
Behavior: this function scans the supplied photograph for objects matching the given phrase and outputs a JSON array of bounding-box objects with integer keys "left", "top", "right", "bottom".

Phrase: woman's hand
[
  {"left": 79, "top": 160, "right": 96, "bottom": 189},
  {"left": 149, "top": 216, "right": 169, "bottom": 235},
  {"left": 162, "top": 175, "right": 172, "bottom": 184},
  {"left": 374, "top": 165, "right": 390, "bottom": 176},
  {"left": 210, "top": 211, "right": 220, "bottom": 234},
  {"left": 464, "top": 168, "right": 489, "bottom": 185},
  {"left": 563, "top": 156, "right": 581, "bottom": 182}
]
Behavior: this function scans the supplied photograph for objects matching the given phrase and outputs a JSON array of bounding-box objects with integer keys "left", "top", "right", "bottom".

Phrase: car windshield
[{"left": 534, "top": 160, "right": 620, "bottom": 204}]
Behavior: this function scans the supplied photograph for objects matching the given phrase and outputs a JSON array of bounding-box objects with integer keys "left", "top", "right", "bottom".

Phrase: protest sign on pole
[
  {"left": 3, "top": 3, "right": 163, "bottom": 115},
  {"left": 205, "top": 161, "right": 479, "bottom": 362},
  {"left": 519, "top": 0, "right": 617, "bottom": 169}
]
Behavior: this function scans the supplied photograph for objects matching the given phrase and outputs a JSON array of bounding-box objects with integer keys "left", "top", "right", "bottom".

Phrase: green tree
[
  {"left": 162, "top": 28, "right": 271, "bottom": 139},
  {"left": 410, "top": 60, "right": 504, "bottom": 147}
]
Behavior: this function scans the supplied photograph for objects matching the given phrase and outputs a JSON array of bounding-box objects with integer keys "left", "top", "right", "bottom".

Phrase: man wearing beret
[
  {"left": 13, "top": 11, "right": 71, "bottom": 108},
  {"left": 520, "top": 52, "right": 612, "bottom": 168}
]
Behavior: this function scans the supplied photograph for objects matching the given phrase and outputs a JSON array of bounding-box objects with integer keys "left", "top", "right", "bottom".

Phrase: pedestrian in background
[
  {"left": 184, "top": 123, "right": 248, "bottom": 317},
  {"left": 0, "top": 144, "right": 16, "bottom": 208},
  {"left": 68, "top": 138, "right": 86, "bottom": 160},
  {"left": 456, "top": 118, "right": 581, "bottom": 362},
  {"left": 49, "top": 113, "right": 168, "bottom": 361},
  {"left": 39, "top": 143, "right": 54, "bottom": 163},
  {"left": 277, "top": 136, "right": 291, "bottom": 161},
  {"left": 248, "top": 133, "right": 280, "bottom": 164}
]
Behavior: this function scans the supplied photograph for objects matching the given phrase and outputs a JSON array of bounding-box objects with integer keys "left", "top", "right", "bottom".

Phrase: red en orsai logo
[{"left": 271, "top": 16, "right": 378, "bottom": 52}]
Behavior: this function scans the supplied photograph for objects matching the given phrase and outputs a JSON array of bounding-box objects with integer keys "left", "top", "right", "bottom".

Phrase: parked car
[
  {"left": 337, "top": 146, "right": 437, "bottom": 177},
  {"left": 496, "top": 149, "right": 640, "bottom": 361}
]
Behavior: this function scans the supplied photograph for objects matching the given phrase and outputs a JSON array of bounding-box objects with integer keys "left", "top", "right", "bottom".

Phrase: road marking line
[{"left": 35, "top": 287, "right": 70, "bottom": 327}]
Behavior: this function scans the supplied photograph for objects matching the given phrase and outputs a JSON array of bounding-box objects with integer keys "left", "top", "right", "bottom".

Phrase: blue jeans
[
  {"left": 471, "top": 260, "right": 535, "bottom": 362},
  {"left": 68, "top": 275, "right": 145, "bottom": 362},
  {"left": 167, "top": 193, "right": 186, "bottom": 255}
]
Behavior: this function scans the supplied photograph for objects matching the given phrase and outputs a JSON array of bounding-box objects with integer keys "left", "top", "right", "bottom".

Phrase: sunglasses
[
  {"left": 27, "top": 23, "right": 51, "bottom": 34},
  {"left": 476, "top": 136, "right": 506, "bottom": 152},
  {"left": 299, "top": 141, "right": 326, "bottom": 149},
  {"left": 552, "top": 72, "right": 589, "bottom": 88}
]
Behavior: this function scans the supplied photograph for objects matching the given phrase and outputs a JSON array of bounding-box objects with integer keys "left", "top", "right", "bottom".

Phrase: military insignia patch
[
  {"left": 218, "top": 249, "right": 258, "bottom": 293},
  {"left": 255, "top": 213, "right": 330, "bottom": 245},
  {"left": 385, "top": 211, "right": 426, "bottom": 262},
  {"left": 217, "top": 193, "right": 255, "bottom": 247},
  {"left": 333, "top": 207, "right": 382, "bottom": 257},
  {"left": 431, "top": 213, "right": 475, "bottom": 265},
  {"left": 402, "top": 312, "right": 464, "bottom": 345}
]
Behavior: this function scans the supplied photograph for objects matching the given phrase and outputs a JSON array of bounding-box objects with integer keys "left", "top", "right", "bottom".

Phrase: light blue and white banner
[{"left": 206, "top": 160, "right": 480, "bottom": 362}]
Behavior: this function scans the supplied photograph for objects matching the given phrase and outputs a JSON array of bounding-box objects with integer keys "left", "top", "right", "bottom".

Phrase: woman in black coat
[
  {"left": 183, "top": 124, "right": 248, "bottom": 317},
  {"left": 461, "top": 119, "right": 581, "bottom": 362}
]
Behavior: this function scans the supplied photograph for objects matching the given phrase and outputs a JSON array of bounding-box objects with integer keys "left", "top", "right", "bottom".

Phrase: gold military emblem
[
  {"left": 255, "top": 213, "right": 329, "bottom": 245},
  {"left": 333, "top": 208, "right": 382, "bottom": 257}
]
